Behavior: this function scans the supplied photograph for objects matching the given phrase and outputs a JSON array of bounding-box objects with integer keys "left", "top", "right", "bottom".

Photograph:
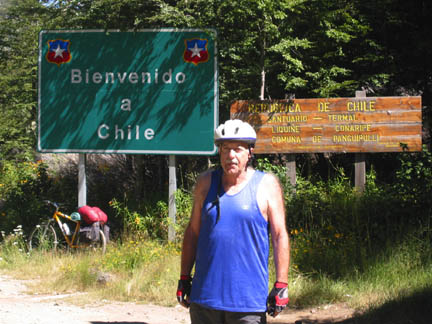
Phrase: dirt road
[{"left": 0, "top": 275, "right": 355, "bottom": 324}]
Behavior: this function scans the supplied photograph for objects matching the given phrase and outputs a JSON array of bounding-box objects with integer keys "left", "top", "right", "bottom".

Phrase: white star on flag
[
  {"left": 53, "top": 45, "right": 65, "bottom": 58},
  {"left": 188, "top": 42, "right": 203, "bottom": 58}
]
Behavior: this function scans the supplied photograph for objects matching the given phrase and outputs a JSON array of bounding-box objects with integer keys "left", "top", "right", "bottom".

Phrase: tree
[
  {"left": 281, "top": 0, "right": 390, "bottom": 98},
  {"left": 0, "top": 0, "right": 50, "bottom": 161},
  {"left": 355, "top": 0, "right": 432, "bottom": 145},
  {"left": 1, "top": 0, "right": 430, "bottom": 191}
]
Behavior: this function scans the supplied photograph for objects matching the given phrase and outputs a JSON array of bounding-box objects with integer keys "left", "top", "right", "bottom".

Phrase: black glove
[
  {"left": 176, "top": 275, "right": 192, "bottom": 308},
  {"left": 267, "top": 281, "right": 289, "bottom": 317}
]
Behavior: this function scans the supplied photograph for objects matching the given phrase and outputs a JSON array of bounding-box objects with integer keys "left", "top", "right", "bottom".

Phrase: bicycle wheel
[
  {"left": 28, "top": 223, "right": 58, "bottom": 251},
  {"left": 76, "top": 227, "right": 106, "bottom": 254},
  {"left": 92, "top": 230, "right": 107, "bottom": 254}
]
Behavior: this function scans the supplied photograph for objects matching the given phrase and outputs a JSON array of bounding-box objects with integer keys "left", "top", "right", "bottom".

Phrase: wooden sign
[{"left": 230, "top": 96, "right": 422, "bottom": 153}]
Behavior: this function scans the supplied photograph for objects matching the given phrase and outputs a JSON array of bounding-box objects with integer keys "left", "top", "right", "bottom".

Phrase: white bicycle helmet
[{"left": 214, "top": 119, "right": 256, "bottom": 145}]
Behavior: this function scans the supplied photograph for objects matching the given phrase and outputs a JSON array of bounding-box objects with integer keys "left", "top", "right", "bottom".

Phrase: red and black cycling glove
[
  {"left": 176, "top": 275, "right": 192, "bottom": 308},
  {"left": 267, "top": 281, "right": 289, "bottom": 317}
]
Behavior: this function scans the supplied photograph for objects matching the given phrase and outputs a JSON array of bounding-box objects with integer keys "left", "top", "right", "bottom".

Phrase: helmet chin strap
[
  {"left": 247, "top": 146, "right": 254, "bottom": 167},
  {"left": 207, "top": 170, "right": 223, "bottom": 224}
]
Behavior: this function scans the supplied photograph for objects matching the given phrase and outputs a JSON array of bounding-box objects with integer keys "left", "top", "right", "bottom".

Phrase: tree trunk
[{"left": 260, "top": 37, "right": 266, "bottom": 100}]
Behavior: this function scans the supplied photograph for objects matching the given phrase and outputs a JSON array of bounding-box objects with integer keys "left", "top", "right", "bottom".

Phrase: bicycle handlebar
[{"left": 43, "top": 200, "right": 60, "bottom": 211}]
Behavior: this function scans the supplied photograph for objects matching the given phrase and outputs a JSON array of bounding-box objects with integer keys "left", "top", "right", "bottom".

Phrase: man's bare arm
[
  {"left": 263, "top": 173, "right": 290, "bottom": 283},
  {"left": 180, "top": 171, "right": 211, "bottom": 276}
]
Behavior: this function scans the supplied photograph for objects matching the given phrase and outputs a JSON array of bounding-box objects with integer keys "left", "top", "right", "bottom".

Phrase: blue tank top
[{"left": 190, "top": 168, "right": 269, "bottom": 312}]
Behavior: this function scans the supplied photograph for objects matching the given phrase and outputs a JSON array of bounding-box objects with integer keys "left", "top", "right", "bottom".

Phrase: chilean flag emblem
[
  {"left": 46, "top": 39, "right": 71, "bottom": 66},
  {"left": 183, "top": 39, "right": 209, "bottom": 66}
]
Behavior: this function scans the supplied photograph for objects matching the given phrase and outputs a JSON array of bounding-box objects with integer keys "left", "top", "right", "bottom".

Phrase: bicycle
[{"left": 28, "top": 200, "right": 107, "bottom": 254}]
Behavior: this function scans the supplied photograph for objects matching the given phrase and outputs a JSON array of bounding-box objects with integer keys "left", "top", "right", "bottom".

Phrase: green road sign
[{"left": 38, "top": 29, "right": 218, "bottom": 154}]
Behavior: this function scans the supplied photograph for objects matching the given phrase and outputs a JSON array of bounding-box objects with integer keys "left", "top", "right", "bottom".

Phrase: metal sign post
[
  {"left": 168, "top": 155, "right": 177, "bottom": 241},
  {"left": 78, "top": 153, "right": 87, "bottom": 207}
]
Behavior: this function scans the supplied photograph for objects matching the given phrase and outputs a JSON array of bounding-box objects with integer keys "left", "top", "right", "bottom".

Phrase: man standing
[{"left": 177, "top": 119, "right": 290, "bottom": 324}]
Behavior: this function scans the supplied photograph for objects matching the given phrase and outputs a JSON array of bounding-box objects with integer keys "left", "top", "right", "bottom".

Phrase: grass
[
  {"left": 0, "top": 235, "right": 182, "bottom": 306},
  {"left": 347, "top": 239, "right": 432, "bottom": 312},
  {"left": 1, "top": 228, "right": 432, "bottom": 323}
]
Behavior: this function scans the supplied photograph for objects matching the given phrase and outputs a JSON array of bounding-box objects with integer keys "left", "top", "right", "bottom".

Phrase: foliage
[
  {"left": 0, "top": 160, "right": 52, "bottom": 234},
  {"left": 1, "top": 0, "right": 431, "bottom": 152},
  {"left": 0, "top": 0, "right": 49, "bottom": 161},
  {"left": 1, "top": 233, "right": 431, "bottom": 317},
  {"left": 1, "top": 1, "right": 431, "bottom": 317},
  {"left": 394, "top": 146, "right": 432, "bottom": 214},
  {"left": 296, "top": 0, "right": 388, "bottom": 97},
  {"left": 255, "top": 157, "right": 289, "bottom": 185},
  {"left": 0, "top": 0, "right": 431, "bottom": 285},
  {"left": 100, "top": 239, "right": 178, "bottom": 273},
  {"left": 109, "top": 198, "right": 169, "bottom": 241},
  {"left": 107, "top": 187, "right": 192, "bottom": 242},
  {"left": 254, "top": 153, "right": 432, "bottom": 278},
  {"left": 2, "top": 148, "right": 431, "bottom": 284},
  {"left": 172, "top": 188, "right": 193, "bottom": 240},
  {"left": 1, "top": 0, "right": 431, "bottom": 207},
  {"left": 0, "top": 225, "right": 28, "bottom": 261},
  {"left": 206, "top": 0, "right": 306, "bottom": 102}
]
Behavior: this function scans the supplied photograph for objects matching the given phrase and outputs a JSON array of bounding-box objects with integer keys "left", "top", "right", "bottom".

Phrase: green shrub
[
  {"left": 0, "top": 225, "right": 28, "bottom": 266},
  {"left": 108, "top": 187, "right": 193, "bottom": 243},
  {"left": 110, "top": 198, "right": 169, "bottom": 240},
  {"left": 0, "top": 160, "right": 52, "bottom": 235},
  {"left": 173, "top": 188, "right": 193, "bottom": 241}
]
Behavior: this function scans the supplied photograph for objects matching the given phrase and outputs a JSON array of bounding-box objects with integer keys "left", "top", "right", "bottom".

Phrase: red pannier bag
[
  {"left": 78, "top": 205, "right": 100, "bottom": 224},
  {"left": 93, "top": 206, "right": 108, "bottom": 225}
]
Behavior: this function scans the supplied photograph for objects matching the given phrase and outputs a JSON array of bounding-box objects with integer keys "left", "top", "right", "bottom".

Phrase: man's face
[{"left": 219, "top": 141, "right": 251, "bottom": 175}]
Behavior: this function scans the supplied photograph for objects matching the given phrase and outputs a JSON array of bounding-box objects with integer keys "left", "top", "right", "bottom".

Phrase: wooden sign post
[
  {"left": 231, "top": 95, "right": 422, "bottom": 189},
  {"left": 354, "top": 91, "right": 366, "bottom": 192}
]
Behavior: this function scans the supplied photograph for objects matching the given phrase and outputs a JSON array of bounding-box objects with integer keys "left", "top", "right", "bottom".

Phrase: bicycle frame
[
  {"left": 29, "top": 200, "right": 106, "bottom": 254},
  {"left": 51, "top": 210, "right": 81, "bottom": 249}
]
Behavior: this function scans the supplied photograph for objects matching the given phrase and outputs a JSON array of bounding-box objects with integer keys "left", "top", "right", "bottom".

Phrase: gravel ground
[{"left": 0, "top": 275, "right": 355, "bottom": 324}]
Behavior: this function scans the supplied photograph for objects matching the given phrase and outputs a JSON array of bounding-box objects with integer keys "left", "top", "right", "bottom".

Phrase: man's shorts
[{"left": 190, "top": 303, "right": 266, "bottom": 324}]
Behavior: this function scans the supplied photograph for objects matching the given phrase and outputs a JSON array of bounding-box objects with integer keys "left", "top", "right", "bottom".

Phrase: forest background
[{"left": 1, "top": 0, "right": 432, "bottom": 322}]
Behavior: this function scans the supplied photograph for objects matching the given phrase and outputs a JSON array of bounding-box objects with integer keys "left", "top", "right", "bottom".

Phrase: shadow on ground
[
  {"left": 270, "top": 287, "right": 432, "bottom": 324},
  {"left": 337, "top": 287, "right": 432, "bottom": 324},
  {"left": 91, "top": 322, "right": 148, "bottom": 324}
]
